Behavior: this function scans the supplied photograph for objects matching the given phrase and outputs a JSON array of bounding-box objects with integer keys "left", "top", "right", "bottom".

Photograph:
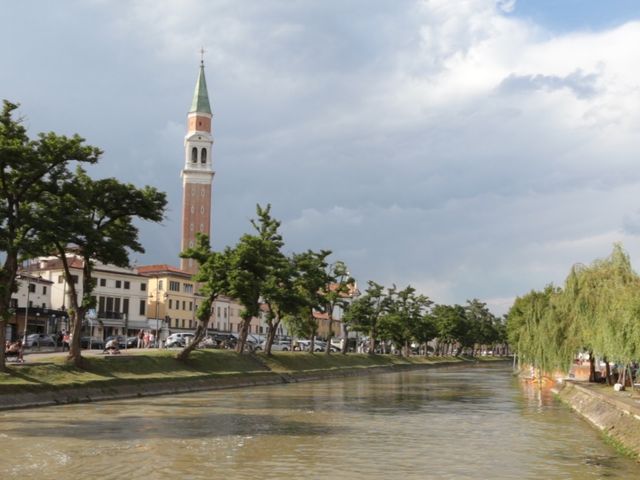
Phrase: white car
[
  {"left": 255, "top": 339, "right": 291, "bottom": 351},
  {"left": 165, "top": 333, "right": 195, "bottom": 348}
]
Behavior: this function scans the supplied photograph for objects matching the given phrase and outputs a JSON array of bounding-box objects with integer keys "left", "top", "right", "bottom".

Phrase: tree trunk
[
  {"left": 176, "top": 297, "right": 214, "bottom": 361},
  {"left": 588, "top": 353, "right": 596, "bottom": 383},
  {"left": 236, "top": 317, "right": 251, "bottom": 353},
  {"left": 265, "top": 319, "right": 279, "bottom": 356},
  {"left": 58, "top": 252, "right": 85, "bottom": 367},
  {"left": 325, "top": 316, "right": 333, "bottom": 355},
  {"left": 604, "top": 357, "right": 611, "bottom": 386},
  {"left": 0, "top": 253, "right": 19, "bottom": 372},
  {"left": 368, "top": 334, "right": 376, "bottom": 355}
]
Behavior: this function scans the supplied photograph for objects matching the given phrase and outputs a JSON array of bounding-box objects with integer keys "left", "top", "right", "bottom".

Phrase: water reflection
[{"left": 0, "top": 363, "right": 637, "bottom": 479}]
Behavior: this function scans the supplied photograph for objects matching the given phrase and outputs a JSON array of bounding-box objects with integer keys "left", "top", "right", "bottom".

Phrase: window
[
  {"left": 106, "top": 297, "right": 114, "bottom": 312},
  {"left": 169, "top": 299, "right": 173, "bottom": 309},
  {"left": 28, "top": 283, "right": 36, "bottom": 293},
  {"left": 224, "top": 308, "right": 227, "bottom": 318},
  {"left": 181, "top": 319, "right": 185, "bottom": 328},
  {"left": 183, "top": 284, "right": 193, "bottom": 294},
  {"left": 139, "top": 300, "right": 146, "bottom": 315},
  {"left": 114, "top": 298, "right": 121, "bottom": 312},
  {"left": 158, "top": 280, "right": 164, "bottom": 291},
  {"left": 99, "top": 278, "right": 106, "bottom": 287},
  {"left": 124, "top": 281, "right": 130, "bottom": 290},
  {"left": 115, "top": 280, "right": 122, "bottom": 289},
  {"left": 58, "top": 275, "right": 64, "bottom": 284},
  {"left": 191, "top": 147, "right": 197, "bottom": 163},
  {"left": 189, "top": 320, "right": 193, "bottom": 328},
  {"left": 169, "top": 281, "right": 180, "bottom": 292},
  {"left": 123, "top": 298, "right": 129, "bottom": 315},
  {"left": 99, "top": 296, "right": 105, "bottom": 313},
  {"left": 200, "top": 223, "right": 204, "bottom": 232},
  {"left": 141, "top": 283, "right": 147, "bottom": 292},
  {"left": 217, "top": 306, "right": 221, "bottom": 318},
  {"left": 71, "top": 275, "right": 78, "bottom": 284},
  {"left": 201, "top": 148, "right": 207, "bottom": 163},
  {"left": 182, "top": 301, "right": 186, "bottom": 310},
  {"left": 189, "top": 301, "right": 193, "bottom": 311}
]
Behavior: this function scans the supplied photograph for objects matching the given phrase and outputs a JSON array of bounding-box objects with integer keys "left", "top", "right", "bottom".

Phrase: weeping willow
[{"left": 507, "top": 244, "right": 640, "bottom": 376}]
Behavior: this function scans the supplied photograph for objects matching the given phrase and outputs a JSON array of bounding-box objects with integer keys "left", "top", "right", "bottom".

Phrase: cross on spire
[{"left": 200, "top": 47, "right": 206, "bottom": 66}]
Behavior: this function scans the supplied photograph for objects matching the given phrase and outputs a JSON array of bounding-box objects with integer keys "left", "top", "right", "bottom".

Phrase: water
[{"left": 0, "top": 363, "right": 638, "bottom": 479}]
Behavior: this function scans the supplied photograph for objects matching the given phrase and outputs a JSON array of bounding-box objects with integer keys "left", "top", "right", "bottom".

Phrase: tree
[
  {"left": 379, "top": 285, "right": 433, "bottom": 356},
  {"left": 42, "top": 168, "right": 166, "bottom": 366},
  {"left": 343, "top": 281, "right": 386, "bottom": 354},
  {"left": 0, "top": 101, "right": 100, "bottom": 370},
  {"left": 464, "top": 299, "right": 497, "bottom": 356},
  {"left": 432, "top": 304, "right": 467, "bottom": 356},
  {"left": 177, "top": 233, "right": 231, "bottom": 361},
  {"left": 227, "top": 204, "right": 283, "bottom": 354},
  {"left": 317, "top": 259, "right": 353, "bottom": 355},
  {"left": 286, "top": 249, "right": 331, "bottom": 354},
  {"left": 261, "top": 253, "right": 305, "bottom": 355}
]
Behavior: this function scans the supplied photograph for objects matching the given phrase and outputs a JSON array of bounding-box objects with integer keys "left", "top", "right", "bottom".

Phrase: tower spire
[{"left": 190, "top": 54, "right": 211, "bottom": 115}]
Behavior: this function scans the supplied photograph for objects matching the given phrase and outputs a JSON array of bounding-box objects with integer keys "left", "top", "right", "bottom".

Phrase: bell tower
[{"left": 180, "top": 57, "right": 214, "bottom": 274}]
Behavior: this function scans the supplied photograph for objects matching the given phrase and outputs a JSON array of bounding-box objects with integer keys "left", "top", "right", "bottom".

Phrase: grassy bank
[{"left": 0, "top": 350, "right": 471, "bottom": 396}]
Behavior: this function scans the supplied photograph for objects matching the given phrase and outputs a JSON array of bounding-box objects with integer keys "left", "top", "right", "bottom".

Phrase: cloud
[
  {"left": 497, "top": 69, "right": 601, "bottom": 99},
  {"left": 3, "top": 1, "right": 640, "bottom": 317}
]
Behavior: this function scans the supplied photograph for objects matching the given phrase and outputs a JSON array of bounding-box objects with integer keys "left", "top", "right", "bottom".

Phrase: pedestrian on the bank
[
  {"left": 143, "top": 331, "right": 150, "bottom": 348},
  {"left": 149, "top": 332, "right": 155, "bottom": 348},
  {"left": 137, "top": 329, "right": 144, "bottom": 348},
  {"left": 62, "top": 332, "right": 70, "bottom": 352},
  {"left": 56, "top": 331, "right": 63, "bottom": 350}
]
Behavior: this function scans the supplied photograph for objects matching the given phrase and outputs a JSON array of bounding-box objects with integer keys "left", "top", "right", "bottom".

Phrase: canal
[{"left": 1, "top": 363, "right": 638, "bottom": 479}]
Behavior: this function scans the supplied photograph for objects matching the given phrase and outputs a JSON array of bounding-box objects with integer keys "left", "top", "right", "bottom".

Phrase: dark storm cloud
[{"left": 2, "top": 0, "right": 640, "bottom": 314}]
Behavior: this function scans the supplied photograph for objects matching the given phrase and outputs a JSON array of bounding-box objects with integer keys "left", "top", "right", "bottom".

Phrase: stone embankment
[
  {"left": 554, "top": 381, "right": 640, "bottom": 459},
  {"left": 0, "top": 359, "right": 470, "bottom": 411}
]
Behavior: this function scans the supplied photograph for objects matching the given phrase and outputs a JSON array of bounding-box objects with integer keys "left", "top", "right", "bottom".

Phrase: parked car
[
  {"left": 23, "top": 333, "right": 56, "bottom": 348},
  {"left": 211, "top": 332, "right": 237, "bottom": 349},
  {"left": 80, "top": 336, "right": 105, "bottom": 350},
  {"left": 165, "top": 333, "right": 195, "bottom": 348},
  {"left": 105, "top": 335, "right": 137, "bottom": 349},
  {"left": 311, "top": 340, "right": 338, "bottom": 352},
  {"left": 255, "top": 339, "right": 291, "bottom": 351}
]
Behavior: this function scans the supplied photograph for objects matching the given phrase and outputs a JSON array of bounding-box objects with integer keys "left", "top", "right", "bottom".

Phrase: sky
[{"left": 2, "top": 0, "right": 640, "bottom": 315}]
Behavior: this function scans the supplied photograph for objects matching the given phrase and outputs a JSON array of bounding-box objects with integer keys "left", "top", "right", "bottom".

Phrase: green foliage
[
  {"left": 507, "top": 244, "right": 640, "bottom": 374},
  {"left": 0, "top": 100, "right": 100, "bottom": 369}
]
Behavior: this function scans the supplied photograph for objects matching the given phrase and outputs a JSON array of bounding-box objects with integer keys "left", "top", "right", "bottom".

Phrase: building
[
  {"left": 180, "top": 58, "right": 215, "bottom": 274},
  {"left": 137, "top": 264, "right": 199, "bottom": 337},
  {"left": 24, "top": 256, "right": 149, "bottom": 340},
  {"left": 211, "top": 296, "right": 266, "bottom": 337},
  {"left": 7, "top": 273, "right": 64, "bottom": 341}
]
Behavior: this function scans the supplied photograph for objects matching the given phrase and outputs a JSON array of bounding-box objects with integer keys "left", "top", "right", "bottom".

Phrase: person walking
[{"left": 137, "top": 329, "right": 144, "bottom": 348}]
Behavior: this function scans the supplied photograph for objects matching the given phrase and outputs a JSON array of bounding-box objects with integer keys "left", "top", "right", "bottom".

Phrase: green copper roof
[{"left": 189, "top": 64, "right": 212, "bottom": 114}]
